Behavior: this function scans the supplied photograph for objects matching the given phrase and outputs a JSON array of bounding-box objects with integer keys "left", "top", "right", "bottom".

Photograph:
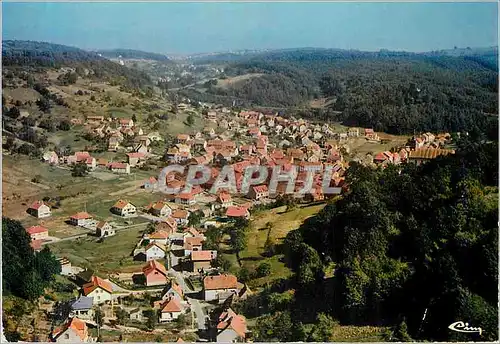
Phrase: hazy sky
[{"left": 3, "top": 2, "right": 498, "bottom": 55}]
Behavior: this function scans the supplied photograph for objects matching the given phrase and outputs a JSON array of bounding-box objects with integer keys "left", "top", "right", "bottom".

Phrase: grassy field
[
  {"left": 215, "top": 73, "right": 264, "bottom": 89},
  {"left": 330, "top": 325, "right": 388, "bottom": 342},
  {"left": 223, "top": 203, "right": 326, "bottom": 287},
  {"left": 49, "top": 224, "right": 147, "bottom": 274}
]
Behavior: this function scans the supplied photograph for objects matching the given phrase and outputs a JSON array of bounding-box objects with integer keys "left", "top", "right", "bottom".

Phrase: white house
[
  {"left": 27, "top": 200, "right": 52, "bottom": 218},
  {"left": 51, "top": 317, "right": 90, "bottom": 343},
  {"left": 96, "top": 221, "right": 115, "bottom": 238},
  {"left": 159, "top": 297, "right": 184, "bottom": 322},
  {"left": 82, "top": 276, "right": 113, "bottom": 305},
  {"left": 110, "top": 200, "right": 137, "bottom": 217},
  {"left": 203, "top": 274, "right": 239, "bottom": 302},
  {"left": 145, "top": 242, "right": 166, "bottom": 261}
]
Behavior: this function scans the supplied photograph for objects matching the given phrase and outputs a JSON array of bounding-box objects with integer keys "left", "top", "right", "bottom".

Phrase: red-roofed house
[
  {"left": 172, "top": 209, "right": 190, "bottom": 226},
  {"left": 110, "top": 200, "right": 137, "bottom": 217},
  {"left": 225, "top": 206, "right": 250, "bottom": 219},
  {"left": 216, "top": 192, "right": 233, "bottom": 208},
  {"left": 184, "top": 236, "right": 203, "bottom": 255},
  {"left": 159, "top": 297, "right": 185, "bottom": 322},
  {"left": 247, "top": 185, "right": 269, "bottom": 200},
  {"left": 216, "top": 308, "right": 248, "bottom": 343},
  {"left": 127, "top": 152, "right": 146, "bottom": 167},
  {"left": 119, "top": 118, "right": 134, "bottom": 129},
  {"left": 176, "top": 134, "right": 191, "bottom": 144},
  {"left": 109, "top": 162, "right": 131, "bottom": 174},
  {"left": 27, "top": 200, "right": 52, "bottom": 218},
  {"left": 142, "top": 260, "right": 168, "bottom": 286},
  {"left": 174, "top": 193, "right": 196, "bottom": 206},
  {"left": 69, "top": 212, "right": 93, "bottom": 226},
  {"left": 82, "top": 276, "right": 113, "bottom": 304},
  {"left": 27, "top": 225, "right": 49, "bottom": 241},
  {"left": 51, "top": 317, "right": 90, "bottom": 343},
  {"left": 203, "top": 274, "right": 239, "bottom": 301},
  {"left": 191, "top": 250, "right": 217, "bottom": 273},
  {"left": 147, "top": 201, "right": 172, "bottom": 217}
]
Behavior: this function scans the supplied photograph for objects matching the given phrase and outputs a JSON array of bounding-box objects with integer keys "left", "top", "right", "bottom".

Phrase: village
[{"left": 22, "top": 103, "right": 455, "bottom": 343}]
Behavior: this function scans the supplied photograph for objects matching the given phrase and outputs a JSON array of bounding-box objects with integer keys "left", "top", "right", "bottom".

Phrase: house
[
  {"left": 127, "top": 152, "right": 146, "bottom": 167},
  {"left": 191, "top": 250, "right": 217, "bottom": 273},
  {"left": 145, "top": 242, "right": 167, "bottom": 261},
  {"left": 147, "top": 201, "right": 172, "bottom": 217},
  {"left": 206, "top": 111, "right": 217, "bottom": 122},
  {"left": 247, "top": 185, "right": 269, "bottom": 201},
  {"left": 162, "top": 281, "right": 184, "bottom": 301},
  {"left": 216, "top": 192, "right": 233, "bottom": 208},
  {"left": 203, "top": 274, "right": 239, "bottom": 302},
  {"left": 408, "top": 148, "right": 455, "bottom": 166},
  {"left": 51, "top": 317, "right": 90, "bottom": 343},
  {"left": 174, "top": 193, "right": 196, "bottom": 206},
  {"left": 129, "top": 308, "right": 144, "bottom": 322},
  {"left": 82, "top": 276, "right": 113, "bottom": 304},
  {"left": 110, "top": 200, "right": 137, "bottom": 217},
  {"left": 43, "top": 151, "right": 59, "bottom": 165},
  {"left": 159, "top": 297, "right": 184, "bottom": 322},
  {"left": 119, "top": 118, "right": 134, "bottom": 129},
  {"left": 57, "top": 257, "right": 73, "bottom": 276},
  {"left": 26, "top": 225, "right": 49, "bottom": 241},
  {"left": 143, "top": 260, "right": 168, "bottom": 286},
  {"left": 69, "top": 212, "right": 93, "bottom": 226},
  {"left": 85, "top": 157, "right": 97, "bottom": 170},
  {"left": 172, "top": 209, "right": 190, "bottom": 226},
  {"left": 176, "top": 134, "right": 191, "bottom": 144},
  {"left": 144, "top": 230, "right": 171, "bottom": 247},
  {"left": 109, "top": 162, "right": 130, "bottom": 174},
  {"left": 108, "top": 137, "right": 120, "bottom": 151},
  {"left": 184, "top": 236, "right": 203, "bottom": 255},
  {"left": 216, "top": 308, "right": 247, "bottom": 343},
  {"left": 70, "top": 296, "right": 94, "bottom": 321},
  {"left": 27, "top": 200, "right": 52, "bottom": 218},
  {"left": 373, "top": 151, "right": 394, "bottom": 165},
  {"left": 96, "top": 221, "right": 115, "bottom": 238},
  {"left": 86, "top": 115, "right": 105, "bottom": 123},
  {"left": 225, "top": 206, "right": 250, "bottom": 220},
  {"left": 97, "top": 158, "right": 108, "bottom": 168},
  {"left": 143, "top": 177, "right": 158, "bottom": 190}
]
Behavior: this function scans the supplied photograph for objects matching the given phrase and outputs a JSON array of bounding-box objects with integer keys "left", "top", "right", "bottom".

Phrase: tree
[
  {"left": 35, "top": 246, "right": 61, "bottom": 282},
  {"left": 186, "top": 113, "right": 195, "bottom": 126},
  {"left": 132, "top": 114, "right": 137, "bottom": 122},
  {"left": 256, "top": 262, "right": 272, "bottom": 277},
  {"left": 308, "top": 313, "right": 336, "bottom": 342},
  {"left": 6, "top": 106, "right": 20, "bottom": 119},
  {"left": 115, "top": 307, "right": 129, "bottom": 325},
  {"left": 229, "top": 228, "right": 247, "bottom": 260},
  {"left": 72, "top": 163, "right": 89, "bottom": 177},
  {"left": 144, "top": 308, "right": 158, "bottom": 330},
  {"left": 94, "top": 306, "right": 104, "bottom": 338},
  {"left": 175, "top": 313, "right": 187, "bottom": 328},
  {"left": 36, "top": 97, "right": 51, "bottom": 113},
  {"left": 188, "top": 210, "right": 204, "bottom": 226},
  {"left": 58, "top": 120, "right": 71, "bottom": 131},
  {"left": 17, "top": 143, "right": 37, "bottom": 156}
]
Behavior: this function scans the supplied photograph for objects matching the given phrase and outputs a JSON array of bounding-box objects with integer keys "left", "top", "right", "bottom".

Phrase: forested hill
[
  {"left": 200, "top": 47, "right": 498, "bottom": 138},
  {"left": 241, "top": 138, "right": 498, "bottom": 342},
  {"left": 2, "top": 40, "right": 153, "bottom": 90},
  {"left": 96, "top": 48, "right": 171, "bottom": 62}
]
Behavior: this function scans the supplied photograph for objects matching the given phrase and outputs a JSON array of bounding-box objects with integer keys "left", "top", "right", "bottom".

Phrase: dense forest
[
  {"left": 2, "top": 40, "right": 153, "bottom": 90},
  {"left": 236, "top": 137, "right": 498, "bottom": 342},
  {"left": 2, "top": 218, "right": 61, "bottom": 301},
  {"left": 194, "top": 48, "right": 498, "bottom": 137},
  {"left": 96, "top": 48, "right": 171, "bottom": 62}
]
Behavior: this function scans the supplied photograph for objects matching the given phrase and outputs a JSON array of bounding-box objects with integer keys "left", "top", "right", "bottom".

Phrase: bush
[{"left": 257, "top": 262, "right": 272, "bottom": 277}]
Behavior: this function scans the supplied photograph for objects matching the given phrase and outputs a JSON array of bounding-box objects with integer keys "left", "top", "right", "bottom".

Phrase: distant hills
[{"left": 95, "top": 48, "right": 171, "bottom": 62}]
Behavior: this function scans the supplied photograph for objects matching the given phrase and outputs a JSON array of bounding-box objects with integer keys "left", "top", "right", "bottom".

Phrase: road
[
  {"left": 188, "top": 297, "right": 207, "bottom": 330},
  {"left": 168, "top": 268, "right": 193, "bottom": 293},
  {"left": 168, "top": 269, "right": 208, "bottom": 330}
]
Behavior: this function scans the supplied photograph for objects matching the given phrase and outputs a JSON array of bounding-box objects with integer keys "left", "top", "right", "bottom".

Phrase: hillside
[
  {"left": 180, "top": 48, "right": 498, "bottom": 137},
  {"left": 3, "top": 40, "right": 153, "bottom": 90}
]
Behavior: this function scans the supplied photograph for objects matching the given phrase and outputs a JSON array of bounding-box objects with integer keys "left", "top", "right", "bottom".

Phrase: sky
[{"left": 2, "top": 2, "right": 498, "bottom": 55}]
